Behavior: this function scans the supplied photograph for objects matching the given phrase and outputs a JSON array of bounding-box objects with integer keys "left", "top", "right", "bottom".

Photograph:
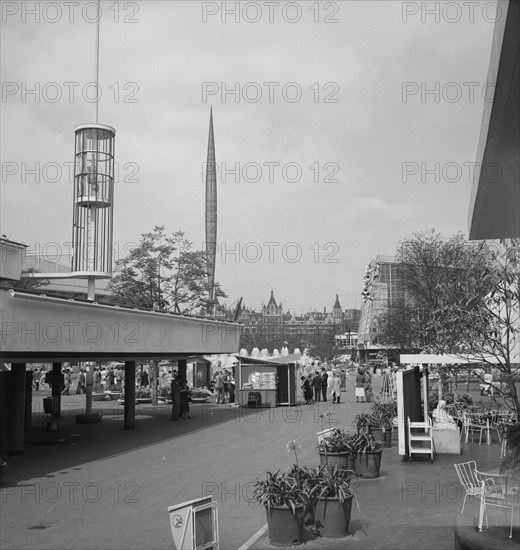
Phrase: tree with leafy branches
[
  {"left": 108, "top": 226, "right": 227, "bottom": 403},
  {"left": 396, "top": 231, "right": 520, "bottom": 417},
  {"left": 11, "top": 268, "right": 50, "bottom": 290},
  {"left": 108, "top": 226, "right": 226, "bottom": 313},
  {"left": 423, "top": 239, "right": 520, "bottom": 417},
  {"left": 306, "top": 325, "right": 342, "bottom": 363},
  {"left": 377, "top": 302, "right": 422, "bottom": 353},
  {"left": 396, "top": 229, "right": 492, "bottom": 352}
]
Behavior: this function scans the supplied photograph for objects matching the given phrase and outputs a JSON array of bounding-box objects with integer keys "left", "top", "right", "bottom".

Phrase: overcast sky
[{"left": 1, "top": 0, "right": 500, "bottom": 314}]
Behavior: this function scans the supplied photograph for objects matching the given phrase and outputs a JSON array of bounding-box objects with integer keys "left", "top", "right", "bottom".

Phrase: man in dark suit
[
  {"left": 321, "top": 368, "right": 329, "bottom": 401},
  {"left": 312, "top": 371, "right": 322, "bottom": 402}
]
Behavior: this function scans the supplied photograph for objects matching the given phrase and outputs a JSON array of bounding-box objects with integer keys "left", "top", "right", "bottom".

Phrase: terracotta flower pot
[
  {"left": 371, "top": 427, "right": 393, "bottom": 447},
  {"left": 91, "top": 393, "right": 107, "bottom": 401},
  {"left": 313, "top": 496, "right": 353, "bottom": 538},
  {"left": 104, "top": 392, "right": 122, "bottom": 400},
  {"left": 265, "top": 505, "right": 305, "bottom": 546},
  {"left": 370, "top": 427, "right": 384, "bottom": 443},
  {"left": 353, "top": 450, "right": 382, "bottom": 478},
  {"left": 318, "top": 452, "right": 350, "bottom": 470}
]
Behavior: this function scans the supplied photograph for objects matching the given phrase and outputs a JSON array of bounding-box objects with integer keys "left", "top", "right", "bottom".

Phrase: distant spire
[
  {"left": 205, "top": 107, "right": 217, "bottom": 311},
  {"left": 267, "top": 289, "right": 277, "bottom": 308}
]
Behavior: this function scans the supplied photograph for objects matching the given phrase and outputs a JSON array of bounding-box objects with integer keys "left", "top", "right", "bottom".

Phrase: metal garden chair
[
  {"left": 474, "top": 469, "right": 517, "bottom": 539},
  {"left": 454, "top": 460, "right": 484, "bottom": 514}
]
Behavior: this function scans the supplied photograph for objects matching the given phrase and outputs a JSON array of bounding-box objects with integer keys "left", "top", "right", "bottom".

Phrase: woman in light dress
[{"left": 355, "top": 368, "right": 366, "bottom": 403}]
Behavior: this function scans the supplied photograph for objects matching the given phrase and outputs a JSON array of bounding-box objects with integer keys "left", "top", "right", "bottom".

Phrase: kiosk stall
[{"left": 236, "top": 356, "right": 298, "bottom": 407}]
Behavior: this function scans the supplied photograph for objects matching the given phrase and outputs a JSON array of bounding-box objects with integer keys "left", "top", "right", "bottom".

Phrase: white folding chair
[
  {"left": 474, "top": 469, "right": 517, "bottom": 539},
  {"left": 454, "top": 461, "right": 484, "bottom": 514},
  {"left": 317, "top": 428, "right": 335, "bottom": 444},
  {"left": 461, "top": 412, "right": 489, "bottom": 445}
]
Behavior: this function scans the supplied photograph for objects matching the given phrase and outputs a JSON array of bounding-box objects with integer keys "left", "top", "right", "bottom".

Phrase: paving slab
[{"left": 0, "top": 376, "right": 514, "bottom": 550}]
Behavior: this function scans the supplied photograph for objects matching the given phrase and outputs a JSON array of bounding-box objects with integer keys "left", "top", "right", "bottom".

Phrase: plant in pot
[
  {"left": 190, "top": 388, "right": 212, "bottom": 403},
  {"left": 157, "top": 386, "right": 171, "bottom": 403},
  {"left": 253, "top": 442, "right": 312, "bottom": 547},
  {"left": 353, "top": 412, "right": 373, "bottom": 434},
  {"left": 348, "top": 433, "right": 384, "bottom": 479},
  {"left": 369, "top": 402, "right": 395, "bottom": 447},
  {"left": 135, "top": 387, "right": 152, "bottom": 402},
  {"left": 105, "top": 383, "right": 122, "bottom": 400},
  {"left": 92, "top": 383, "right": 107, "bottom": 401},
  {"left": 317, "top": 428, "right": 354, "bottom": 471},
  {"left": 306, "top": 464, "right": 358, "bottom": 538}
]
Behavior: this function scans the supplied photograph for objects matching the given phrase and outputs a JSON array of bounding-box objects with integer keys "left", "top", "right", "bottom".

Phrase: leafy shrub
[{"left": 317, "top": 429, "right": 353, "bottom": 454}]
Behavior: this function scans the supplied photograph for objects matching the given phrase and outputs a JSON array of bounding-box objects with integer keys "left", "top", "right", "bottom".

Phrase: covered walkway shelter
[{"left": 0, "top": 287, "right": 240, "bottom": 455}]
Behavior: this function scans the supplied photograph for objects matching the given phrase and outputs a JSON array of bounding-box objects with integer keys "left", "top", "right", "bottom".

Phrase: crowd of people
[
  {"left": 31, "top": 364, "right": 168, "bottom": 396},
  {"left": 211, "top": 369, "right": 235, "bottom": 404},
  {"left": 31, "top": 361, "right": 397, "bottom": 412},
  {"left": 300, "top": 367, "right": 345, "bottom": 405},
  {"left": 298, "top": 363, "right": 389, "bottom": 405}
]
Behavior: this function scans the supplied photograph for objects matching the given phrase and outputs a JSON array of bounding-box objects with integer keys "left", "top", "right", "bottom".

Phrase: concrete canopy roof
[
  {"left": 468, "top": 0, "right": 520, "bottom": 240},
  {"left": 0, "top": 290, "right": 240, "bottom": 362}
]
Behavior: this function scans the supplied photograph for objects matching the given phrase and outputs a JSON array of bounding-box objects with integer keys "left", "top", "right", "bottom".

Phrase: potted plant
[
  {"left": 253, "top": 440, "right": 313, "bottom": 546},
  {"left": 348, "top": 433, "right": 384, "bottom": 478},
  {"left": 104, "top": 384, "right": 122, "bottom": 400},
  {"left": 190, "top": 388, "right": 212, "bottom": 403},
  {"left": 353, "top": 412, "right": 373, "bottom": 435},
  {"left": 369, "top": 402, "right": 396, "bottom": 447},
  {"left": 136, "top": 387, "right": 152, "bottom": 403},
  {"left": 92, "top": 383, "right": 107, "bottom": 401},
  {"left": 253, "top": 469, "right": 310, "bottom": 546},
  {"left": 157, "top": 386, "right": 171, "bottom": 404},
  {"left": 306, "top": 464, "right": 357, "bottom": 538},
  {"left": 317, "top": 428, "right": 354, "bottom": 471}
]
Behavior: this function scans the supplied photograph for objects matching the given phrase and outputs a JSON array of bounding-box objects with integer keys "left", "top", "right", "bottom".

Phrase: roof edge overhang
[
  {"left": 468, "top": 0, "right": 520, "bottom": 240},
  {"left": 1, "top": 289, "right": 241, "bottom": 362}
]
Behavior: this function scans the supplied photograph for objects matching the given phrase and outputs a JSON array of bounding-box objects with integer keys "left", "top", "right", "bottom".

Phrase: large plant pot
[
  {"left": 370, "top": 427, "right": 384, "bottom": 443},
  {"left": 265, "top": 505, "right": 305, "bottom": 546},
  {"left": 313, "top": 496, "right": 353, "bottom": 538},
  {"left": 319, "top": 452, "right": 349, "bottom": 470},
  {"left": 92, "top": 393, "right": 107, "bottom": 401},
  {"left": 371, "top": 427, "right": 393, "bottom": 447},
  {"left": 353, "top": 451, "right": 382, "bottom": 478},
  {"left": 104, "top": 391, "right": 122, "bottom": 400}
]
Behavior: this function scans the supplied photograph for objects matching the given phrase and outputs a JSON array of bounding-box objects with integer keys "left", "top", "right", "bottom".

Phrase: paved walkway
[{"left": 0, "top": 376, "right": 513, "bottom": 549}]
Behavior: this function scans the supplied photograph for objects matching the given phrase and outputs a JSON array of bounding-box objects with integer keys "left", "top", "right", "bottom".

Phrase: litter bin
[
  {"left": 247, "top": 391, "right": 261, "bottom": 408},
  {"left": 43, "top": 396, "right": 53, "bottom": 414},
  {"left": 43, "top": 396, "right": 59, "bottom": 416}
]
